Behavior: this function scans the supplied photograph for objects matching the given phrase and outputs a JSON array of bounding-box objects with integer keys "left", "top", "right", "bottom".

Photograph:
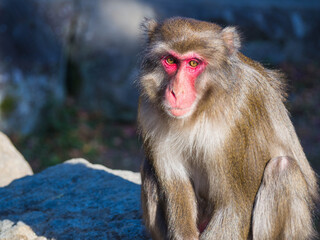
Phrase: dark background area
[{"left": 0, "top": 0, "right": 319, "bottom": 199}]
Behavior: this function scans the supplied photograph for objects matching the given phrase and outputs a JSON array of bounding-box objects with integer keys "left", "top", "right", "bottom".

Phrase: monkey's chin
[{"left": 167, "top": 107, "right": 193, "bottom": 118}]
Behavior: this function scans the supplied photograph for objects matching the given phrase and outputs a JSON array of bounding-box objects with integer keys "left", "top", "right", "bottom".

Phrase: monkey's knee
[
  {"left": 263, "top": 156, "right": 298, "bottom": 180},
  {"left": 253, "top": 156, "right": 315, "bottom": 239}
]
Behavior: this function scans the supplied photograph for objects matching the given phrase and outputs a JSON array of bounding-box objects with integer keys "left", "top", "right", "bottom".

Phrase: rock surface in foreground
[
  {"left": 0, "top": 132, "right": 33, "bottom": 187},
  {"left": 0, "top": 159, "right": 149, "bottom": 240}
]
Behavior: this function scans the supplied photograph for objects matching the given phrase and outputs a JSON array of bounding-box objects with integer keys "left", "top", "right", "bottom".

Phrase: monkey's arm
[
  {"left": 141, "top": 159, "right": 199, "bottom": 240},
  {"left": 199, "top": 196, "right": 253, "bottom": 239},
  {"left": 141, "top": 159, "right": 167, "bottom": 240}
]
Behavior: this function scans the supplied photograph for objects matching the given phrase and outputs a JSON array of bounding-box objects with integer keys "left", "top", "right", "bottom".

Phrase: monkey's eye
[
  {"left": 166, "top": 57, "right": 176, "bottom": 65},
  {"left": 189, "top": 60, "right": 199, "bottom": 67}
]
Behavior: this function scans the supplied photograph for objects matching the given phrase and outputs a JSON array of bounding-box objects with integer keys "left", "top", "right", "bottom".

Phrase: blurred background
[{"left": 0, "top": 0, "right": 319, "bottom": 178}]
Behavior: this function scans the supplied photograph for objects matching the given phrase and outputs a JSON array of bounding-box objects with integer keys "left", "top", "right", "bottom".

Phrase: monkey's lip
[{"left": 168, "top": 107, "right": 192, "bottom": 117}]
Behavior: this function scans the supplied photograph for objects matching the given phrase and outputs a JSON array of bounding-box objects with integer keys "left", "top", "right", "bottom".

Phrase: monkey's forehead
[
  {"left": 154, "top": 17, "right": 223, "bottom": 54},
  {"left": 159, "top": 18, "right": 220, "bottom": 38},
  {"left": 161, "top": 17, "right": 222, "bottom": 33}
]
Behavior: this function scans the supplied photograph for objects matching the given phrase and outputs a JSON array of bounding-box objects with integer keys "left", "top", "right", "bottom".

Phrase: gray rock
[
  {"left": 0, "top": 158, "right": 149, "bottom": 240},
  {"left": 0, "top": 132, "right": 33, "bottom": 187}
]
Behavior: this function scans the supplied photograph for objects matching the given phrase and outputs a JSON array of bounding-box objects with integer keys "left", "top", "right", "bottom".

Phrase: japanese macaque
[{"left": 137, "top": 17, "right": 318, "bottom": 240}]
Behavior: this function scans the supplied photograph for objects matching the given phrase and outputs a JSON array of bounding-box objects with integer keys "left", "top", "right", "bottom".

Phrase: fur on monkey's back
[{"left": 138, "top": 17, "right": 317, "bottom": 202}]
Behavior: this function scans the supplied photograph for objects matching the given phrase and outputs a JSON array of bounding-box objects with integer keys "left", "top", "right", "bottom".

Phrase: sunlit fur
[{"left": 138, "top": 17, "right": 318, "bottom": 240}]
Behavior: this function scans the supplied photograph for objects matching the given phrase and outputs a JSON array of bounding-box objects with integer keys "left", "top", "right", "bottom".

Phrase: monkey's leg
[
  {"left": 252, "top": 156, "right": 316, "bottom": 240},
  {"left": 141, "top": 159, "right": 167, "bottom": 240}
]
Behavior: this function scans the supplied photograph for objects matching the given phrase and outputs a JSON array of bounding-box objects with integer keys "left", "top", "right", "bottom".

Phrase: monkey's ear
[
  {"left": 141, "top": 18, "right": 158, "bottom": 43},
  {"left": 221, "top": 27, "right": 241, "bottom": 55}
]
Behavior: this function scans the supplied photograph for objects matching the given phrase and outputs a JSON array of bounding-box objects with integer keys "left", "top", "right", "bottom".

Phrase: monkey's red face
[{"left": 161, "top": 51, "right": 207, "bottom": 118}]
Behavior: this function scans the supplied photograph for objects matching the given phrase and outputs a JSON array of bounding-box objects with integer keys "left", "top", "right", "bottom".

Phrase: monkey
[{"left": 137, "top": 17, "right": 318, "bottom": 240}]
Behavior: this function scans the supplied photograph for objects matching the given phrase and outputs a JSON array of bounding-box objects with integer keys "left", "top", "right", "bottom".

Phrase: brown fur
[{"left": 138, "top": 17, "right": 318, "bottom": 240}]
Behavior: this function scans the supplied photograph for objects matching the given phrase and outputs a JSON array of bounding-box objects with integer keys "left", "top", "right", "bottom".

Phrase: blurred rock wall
[
  {"left": 0, "top": 0, "right": 319, "bottom": 134},
  {"left": 0, "top": 0, "right": 66, "bottom": 134}
]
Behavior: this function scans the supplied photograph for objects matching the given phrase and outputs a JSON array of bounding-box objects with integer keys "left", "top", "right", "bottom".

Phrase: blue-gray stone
[{"left": 0, "top": 159, "right": 149, "bottom": 240}]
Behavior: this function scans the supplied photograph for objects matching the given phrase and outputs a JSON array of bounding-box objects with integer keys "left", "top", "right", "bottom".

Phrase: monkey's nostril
[{"left": 171, "top": 90, "right": 176, "bottom": 99}]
